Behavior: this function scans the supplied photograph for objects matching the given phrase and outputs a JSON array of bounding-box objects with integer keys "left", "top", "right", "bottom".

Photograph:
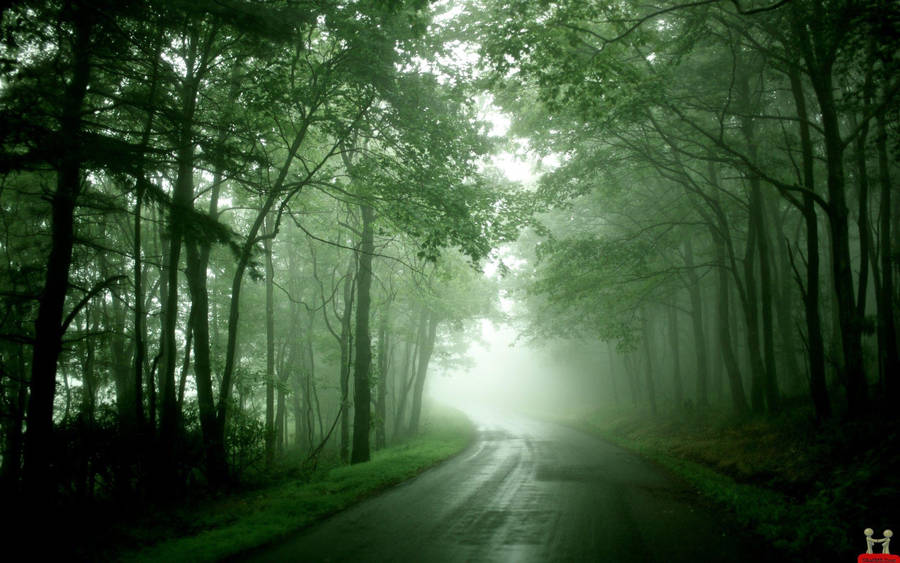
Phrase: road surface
[{"left": 240, "top": 407, "right": 783, "bottom": 562}]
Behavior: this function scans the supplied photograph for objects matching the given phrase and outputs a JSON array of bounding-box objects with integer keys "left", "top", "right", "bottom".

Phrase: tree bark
[
  {"left": 23, "top": 4, "right": 92, "bottom": 500},
  {"left": 605, "top": 341, "right": 620, "bottom": 406},
  {"left": 264, "top": 214, "right": 276, "bottom": 467},
  {"left": 181, "top": 55, "right": 236, "bottom": 485},
  {"left": 393, "top": 333, "right": 419, "bottom": 437},
  {"left": 666, "top": 303, "right": 683, "bottom": 409},
  {"left": 711, "top": 230, "right": 749, "bottom": 415},
  {"left": 736, "top": 64, "right": 779, "bottom": 414},
  {"left": 791, "top": 3, "right": 867, "bottom": 416},
  {"left": 408, "top": 310, "right": 438, "bottom": 435},
  {"left": 375, "top": 310, "right": 389, "bottom": 450},
  {"left": 682, "top": 237, "right": 709, "bottom": 407},
  {"left": 875, "top": 112, "right": 898, "bottom": 404},
  {"left": 351, "top": 203, "right": 375, "bottom": 463},
  {"left": 158, "top": 31, "right": 203, "bottom": 489},
  {"left": 339, "top": 261, "right": 355, "bottom": 463},
  {"left": 641, "top": 311, "right": 657, "bottom": 415},
  {"left": 216, "top": 119, "right": 312, "bottom": 464},
  {"left": 788, "top": 66, "right": 830, "bottom": 419}
]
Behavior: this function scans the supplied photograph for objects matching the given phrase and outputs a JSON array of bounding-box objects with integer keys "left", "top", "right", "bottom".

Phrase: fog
[{"left": 429, "top": 317, "right": 607, "bottom": 417}]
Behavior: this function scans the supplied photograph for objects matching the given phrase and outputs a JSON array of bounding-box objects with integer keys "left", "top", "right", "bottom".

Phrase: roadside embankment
[
  {"left": 118, "top": 404, "right": 474, "bottom": 562},
  {"left": 547, "top": 405, "right": 898, "bottom": 561}
]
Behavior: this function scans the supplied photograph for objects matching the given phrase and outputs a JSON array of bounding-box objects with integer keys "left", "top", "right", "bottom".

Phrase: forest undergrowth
[
  {"left": 68, "top": 404, "right": 475, "bottom": 562},
  {"left": 560, "top": 399, "right": 899, "bottom": 561}
]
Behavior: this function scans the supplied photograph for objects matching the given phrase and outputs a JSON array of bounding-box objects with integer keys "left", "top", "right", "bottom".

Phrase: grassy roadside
[
  {"left": 116, "top": 404, "right": 474, "bottom": 562},
  {"left": 547, "top": 405, "right": 898, "bottom": 561}
]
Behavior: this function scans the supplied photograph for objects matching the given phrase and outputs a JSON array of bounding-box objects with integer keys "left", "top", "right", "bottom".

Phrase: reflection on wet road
[{"left": 243, "top": 407, "right": 777, "bottom": 562}]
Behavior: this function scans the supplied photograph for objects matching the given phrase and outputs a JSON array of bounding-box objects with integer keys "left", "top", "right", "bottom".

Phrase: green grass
[{"left": 120, "top": 404, "right": 474, "bottom": 563}]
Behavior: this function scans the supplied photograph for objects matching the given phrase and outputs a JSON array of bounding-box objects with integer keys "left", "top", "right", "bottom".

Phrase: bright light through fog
[
  {"left": 428, "top": 318, "right": 588, "bottom": 415},
  {"left": 493, "top": 151, "right": 535, "bottom": 183},
  {"left": 428, "top": 319, "right": 521, "bottom": 408}
]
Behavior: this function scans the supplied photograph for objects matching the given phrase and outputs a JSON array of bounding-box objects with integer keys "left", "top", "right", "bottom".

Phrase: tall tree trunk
[
  {"left": 184, "top": 241, "right": 225, "bottom": 484},
  {"left": 181, "top": 57, "right": 237, "bottom": 485},
  {"left": 292, "top": 371, "right": 304, "bottom": 449},
  {"left": 605, "top": 341, "right": 620, "bottom": 406},
  {"left": 741, "top": 196, "right": 767, "bottom": 413},
  {"left": 177, "top": 308, "right": 193, "bottom": 409},
  {"left": 624, "top": 353, "right": 641, "bottom": 406},
  {"left": 737, "top": 64, "right": 779, "bottom": 414},
  {"left": 1, "top": 331, "right": 27, "bottom": 490},
  {"left": 393, "top": 334, "right": 418, "bottom": 437},
  {"left": 408, "top": 311, "right": 438, "bottom": 435},
  {"left": 307, "top": 330, "right": 324, "bottom": 444},
  {"left": 818, "top": 81, "right": 868, "bottom": 415},
  {"left": 750, "top": 177, "right": 780, "bottom": 413},
  {"left": 851, "top": 111, "right": 872, "bottom": 321},
  {"left": 275, "top": 328, "right": 290, "bottom": 453},
  {"left": 150, "top": 207, "right": 166, "bottom": 432},
  {"left": 875, "top": 112, "right": 898, "bottom": 404},
  {"left": 641, "top": 311, "right": 657, "bottom": 415},
  {"left": 788, "top": 67, "right": 830, "bottom": 419},
  {"left": 159, "top": 33, "right": 203, "bottom": 489},
  {"left": 667, "top": 304, "right": 683, "bottom": 410},
  {"left": 130, "top": 34, "right": 163, "bottom": 436},
  {"left": 264, "top": 214, "right": 276, "bottom": 468},
  {"left": 77, "top": 310, "right": 98, "bottom": 502},
  {"left": 792, "top": 5, "right": 867, "bottom": 415},
  {"left": 351, "top": 204, "right": 375, "bottom": 463},
  {"left": 711, "top": 230, "right": 749, "bottom": 415},
  {"left": 23, "top": 5, "right": 92, "bottom": 500},
  {"left": 766, "top": 192, "right": 804, "bottom": 396},
  {"left": 683, "top": 236, "right": 709, "bottom": 407},
  {"left": 133, "top": 166, "right": 146, "bottom": 434},
  {"left": 216, "top": 121, "right": 312, "bottom": 467},
  {"left": 109, "top": 288, "right": 134, "bottom": 432},
  {"left": 709, "top": 297, "right": 724, "bottom": 402},
  {"left": 302, "top": 330, "right": 315, "bottom": 452},
  {"left": 375, "top": 310, "right": 389, "bottom": 450},
  {"left": 338, "top": 265, "right": 355, "bottom": 463}
]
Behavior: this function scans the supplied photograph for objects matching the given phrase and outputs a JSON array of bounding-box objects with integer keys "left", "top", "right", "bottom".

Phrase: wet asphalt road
[{"left": 242, "top": 407, "right": 781, "bottom": 562}]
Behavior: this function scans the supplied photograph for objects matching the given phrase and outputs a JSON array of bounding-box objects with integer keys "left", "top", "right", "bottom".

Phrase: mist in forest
[
  {"left": 429, "top": 319, "right": 607, "bottom": 416},
  {"left": 1, "top": 0, "right": 898, "bottom": 560}
]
